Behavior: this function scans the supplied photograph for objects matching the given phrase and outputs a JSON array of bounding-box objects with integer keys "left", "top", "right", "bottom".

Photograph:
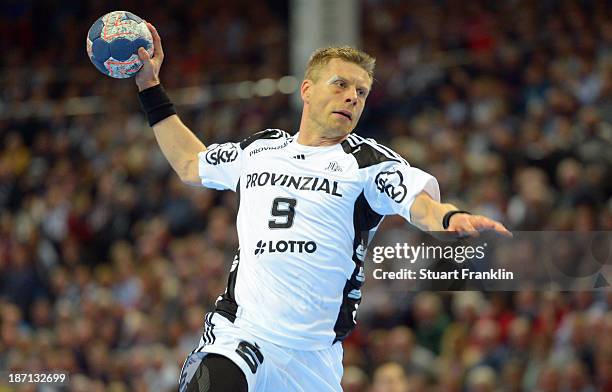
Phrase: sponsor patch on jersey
[
  {"left": 205, "top": 143, "right": 239, "bottom": 165},
  {"left": 254, "top": 239, "right": 317, "bottom": 256},
  {"left": 374, "top": 170, "right": 408, "bottom": 203},
  {"left": 325, "top": 161, "right": 343, "bottom": 172},
  {"left": 249, "top": 140, "right": 291, "bottom": 156},
  {"left": 246, "top": 172, "right": 343, "bottom": 197}
]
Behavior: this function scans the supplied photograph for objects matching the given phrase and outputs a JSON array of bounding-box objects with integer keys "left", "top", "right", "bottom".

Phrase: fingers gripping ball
[{"left": 86, "top": 11, "right": 153, "bottom": 78}]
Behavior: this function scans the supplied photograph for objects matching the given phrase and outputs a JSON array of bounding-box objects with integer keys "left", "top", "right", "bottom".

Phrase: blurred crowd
[{"left": 1, "top": 0, "right": 611, "bottom": 391}]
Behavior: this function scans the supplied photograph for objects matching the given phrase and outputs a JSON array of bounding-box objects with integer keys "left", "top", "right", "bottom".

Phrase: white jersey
[{"left": 198, "top": 130, "right": 440, "bottom": 350}]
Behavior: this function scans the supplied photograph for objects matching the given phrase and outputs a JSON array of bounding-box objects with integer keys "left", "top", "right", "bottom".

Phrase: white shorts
[{"left": 179, "top": 312, "right": 344, "bottom": 392}]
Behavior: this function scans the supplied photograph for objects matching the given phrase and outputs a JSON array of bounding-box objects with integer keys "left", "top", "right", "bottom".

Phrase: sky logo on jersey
[
  {"left": 205, "top": 143, "right": 238, "bottom": 165},
  {"left": 375, "top": 170, "right": 408, "bottom": 203},
  {"left": 254, "top": 239, "right": 317, "bottom": 256}
]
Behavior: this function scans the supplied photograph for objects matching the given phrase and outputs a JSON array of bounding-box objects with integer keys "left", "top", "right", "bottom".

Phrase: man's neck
[
  {"left": 297, "top": 123, "right": 349, "bottom": 146},
  {"left": 296, "top": 131, "right": 348, "bottom": 146}
]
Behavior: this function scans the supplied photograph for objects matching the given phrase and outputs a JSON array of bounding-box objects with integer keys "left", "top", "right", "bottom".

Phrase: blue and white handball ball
[{"left": 86, "top": 11, "right": 153, "bottom": 79}]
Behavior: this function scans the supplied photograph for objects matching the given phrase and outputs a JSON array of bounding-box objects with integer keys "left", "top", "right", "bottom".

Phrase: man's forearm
[
  {"left": 134, "top": 25, "right": 206, "bottom": 186},
  {"left": 410, "top": 192, "right": 458, "bottom": 231},
  {"left": 138, "top": 84, "right": 206, "bottom": 185},
  {"left": 410, "top": 191, "right": 511, "bottom": 237}
]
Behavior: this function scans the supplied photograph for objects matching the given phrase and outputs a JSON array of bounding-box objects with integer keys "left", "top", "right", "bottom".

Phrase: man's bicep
[{"left": 363, "top": 163, "right": 440, "bottom": 221}]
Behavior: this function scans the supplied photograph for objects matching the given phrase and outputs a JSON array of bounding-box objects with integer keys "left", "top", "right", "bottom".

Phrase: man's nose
[{"left": 344, "top": 90, "right": 358, "bottom": 105}]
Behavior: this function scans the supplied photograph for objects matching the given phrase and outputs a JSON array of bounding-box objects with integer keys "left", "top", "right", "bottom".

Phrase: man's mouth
[{"left": 333, "top": 110, "right": 352, "bottom": 121}]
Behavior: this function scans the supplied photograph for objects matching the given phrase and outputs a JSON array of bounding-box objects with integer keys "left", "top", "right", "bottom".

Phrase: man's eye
[
  {"left": 336, "top": 81, "right": 346, "bottom": 88},
  {"left": 357, "top": 90, "right": 366, "bottom": 97}
]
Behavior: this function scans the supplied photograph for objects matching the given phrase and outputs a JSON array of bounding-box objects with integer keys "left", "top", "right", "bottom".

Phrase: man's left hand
[{"left": 447, "top": 213, "right": 512, "bottom": 238}]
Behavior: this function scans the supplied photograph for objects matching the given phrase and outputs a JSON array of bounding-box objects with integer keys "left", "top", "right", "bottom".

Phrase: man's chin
[
  {"left": 329, "top": 127, "right": 352, "bottom": 138},
  {"left": 330, "top": 122, "right": 354, "bottom": 134},
  {"left": 317, "top": 121, "right": 355, "bottom": 139}
]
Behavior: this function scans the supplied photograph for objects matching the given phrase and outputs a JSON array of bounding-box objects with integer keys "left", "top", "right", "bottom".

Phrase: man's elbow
[
  {"left": 180, "top": 175, "right": 201, "bottom": 186},
  {"left": 409, "top": 192, "right": 432, "bottom": 226},
  {"left": 177, "top": 160, "right": 200, "bottom": 185}
]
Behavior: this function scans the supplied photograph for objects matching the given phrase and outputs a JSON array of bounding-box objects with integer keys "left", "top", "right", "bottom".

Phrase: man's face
[{"left": 302, "top": 58, "right": 372, "bottom": 137}]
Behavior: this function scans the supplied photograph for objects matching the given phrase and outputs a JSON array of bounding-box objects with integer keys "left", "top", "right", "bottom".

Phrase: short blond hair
[{"left": 305, "top": 46, "right": 376, "bottom": 82}]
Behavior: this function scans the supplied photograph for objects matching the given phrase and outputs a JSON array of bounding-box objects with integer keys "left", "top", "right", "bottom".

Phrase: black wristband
[
  {"left": 138, "top": 84, "right": 177, "bottom": 127},
  {"left": 442, "top": 210, "right": 471, "bottom": 229}
]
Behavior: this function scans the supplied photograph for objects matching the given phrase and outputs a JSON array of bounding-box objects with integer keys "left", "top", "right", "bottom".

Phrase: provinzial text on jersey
[
  {"left": 249, "top": 140, "right": 291, "bottom": 156},
  {"left": 245, "top": 172, "right": 343, "bottom": 197}
]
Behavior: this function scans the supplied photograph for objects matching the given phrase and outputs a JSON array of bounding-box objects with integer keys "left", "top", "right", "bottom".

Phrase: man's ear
[{"left": 301, "top": 79, "right": 312, "bottom": 104}]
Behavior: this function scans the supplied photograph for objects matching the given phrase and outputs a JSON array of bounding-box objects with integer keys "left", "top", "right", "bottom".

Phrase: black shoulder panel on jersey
[
  {"left": 239, "top": 129, "right": 290, "bottom": 150},
  {"left": 341, "top": 135, "right": 403, "bottom": 168}
]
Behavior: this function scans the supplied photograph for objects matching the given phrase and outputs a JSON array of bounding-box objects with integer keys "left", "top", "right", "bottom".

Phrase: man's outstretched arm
[
  {"left": 409, "top": 191, "right": 512, "bottom": 237},
  {"left": 136, "top": 22, "right": 205, "bottom": 185}
]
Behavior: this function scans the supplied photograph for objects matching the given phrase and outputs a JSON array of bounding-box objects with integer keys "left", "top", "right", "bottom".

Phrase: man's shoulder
[
  {"left": 239, "top": 129, "right": 292, "bottom": 150},
  {"left": 341, "top": 133, "right": 408, "bottom": 168}
]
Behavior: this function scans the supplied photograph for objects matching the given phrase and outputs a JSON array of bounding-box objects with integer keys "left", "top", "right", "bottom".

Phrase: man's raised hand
[
  {"left": 136, "top": 22, "right": 164, "bottom": 91},
  {"left": 446, "top": 213, "right": 513, "bottom": 238}
]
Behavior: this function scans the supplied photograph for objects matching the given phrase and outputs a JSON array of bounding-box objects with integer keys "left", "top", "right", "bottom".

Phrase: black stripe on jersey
[
  {"left": 215, "top": 252, "right": 240, "bottom": 323},
  {"left": 333, "top": 192, "right": 384, "bottom": 343},
  {"left": 192, "top": 313, "right": 215, "bottom": 354},
  {"left": 239, "top": 129, "right": 290, "bottom": 149},
  {"left": 348, "top": 134, "right": 409, "bottom": 165},
  {"left": 341, "top": 134, "right": 405, "bottom": 168},
  {"left": 202, "top": 312, "right": 216, "bottom": 345},
  {"left": 236, "top": 178, "right": 241, "bottom": 207},
  {"left": 333, "top": 264, "right": 363, "bottom": 344}
]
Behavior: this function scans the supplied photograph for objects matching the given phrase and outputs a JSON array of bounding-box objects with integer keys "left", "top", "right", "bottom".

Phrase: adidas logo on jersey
[
  {"left": 292, "top": 154, "right": 305, "bottom": 160},
  {"left": 254, "top": 239, "right": 317, "bottom": 256}
]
